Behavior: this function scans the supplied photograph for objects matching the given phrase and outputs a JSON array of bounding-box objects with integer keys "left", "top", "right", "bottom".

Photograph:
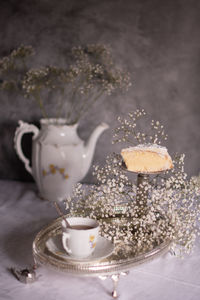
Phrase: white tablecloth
[{"left": 0, "top": 180, "right": 200, "bottom": 300}]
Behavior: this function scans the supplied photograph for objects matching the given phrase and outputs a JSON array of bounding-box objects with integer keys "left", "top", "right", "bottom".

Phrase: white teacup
[{"left": 61, "top": 217, "right": 99, "bottom": 259}]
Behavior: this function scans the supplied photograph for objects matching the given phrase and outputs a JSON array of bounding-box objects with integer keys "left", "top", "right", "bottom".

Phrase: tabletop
[{"left": 0, "top": 180, "right": 200, "bottom": 300}]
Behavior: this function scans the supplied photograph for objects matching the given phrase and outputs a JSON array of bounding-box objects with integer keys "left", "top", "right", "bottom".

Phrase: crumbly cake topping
[{"left": 121, "top": 144, "right": 168, "bottom": 157}]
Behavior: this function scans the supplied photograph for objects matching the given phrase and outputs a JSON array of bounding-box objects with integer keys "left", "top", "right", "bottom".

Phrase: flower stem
[
  {"left": 67, "top": 76, "right": 85, "bottom": 123},
  {"left": 34, "top": 92, "right": 48, "bottom": 119},
  {"left": 56, "top": 89, "right": 65, "bottom": 119},
  {"left": 73, "top": 90, "right": 104, "bottom": 123}
]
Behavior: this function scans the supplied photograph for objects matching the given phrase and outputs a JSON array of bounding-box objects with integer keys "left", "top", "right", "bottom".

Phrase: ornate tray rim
[{"left": 33, "top": 215, "right": 171, "bottom": 277}]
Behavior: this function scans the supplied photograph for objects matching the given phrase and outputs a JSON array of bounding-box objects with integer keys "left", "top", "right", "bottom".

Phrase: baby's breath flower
[
  {"left": 113, "top": 109, "right": 168, "bottom": 146},
  {"left": 65, "top": 119, "right": 200, "bottom": 257},
  {"left": 1, "top": 44, "right": 131, "bottom": 123}
]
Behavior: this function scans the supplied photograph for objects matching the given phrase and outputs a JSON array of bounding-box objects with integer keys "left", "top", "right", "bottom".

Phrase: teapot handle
[{"left": 14, "top": 120, "right": 39, "bottom": 176}]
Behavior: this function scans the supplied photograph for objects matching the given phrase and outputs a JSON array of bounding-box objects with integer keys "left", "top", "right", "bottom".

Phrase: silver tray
[{"left": 33, "top": 215, "right": 171, "bottom": 277}]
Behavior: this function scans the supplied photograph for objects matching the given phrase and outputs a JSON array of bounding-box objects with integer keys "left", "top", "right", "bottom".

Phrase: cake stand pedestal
[
  {"left": 136, "top": 173, "right": 149, "bottom": 214},
  {"left": 122, "top": 161, "right": 162, "bottom": 215}
]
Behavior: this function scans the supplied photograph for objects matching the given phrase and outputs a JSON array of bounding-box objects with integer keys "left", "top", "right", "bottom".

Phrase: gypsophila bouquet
[
  {"left": 113, "top": 108, "right": 168, "bottom": 145},
  {"left": 64, "top": 110, "right": 200, "bottom": 257},
  {"left": 66, "top": 153, "right": 200, "bottom": 257},
  {"left": 0, "top": 44, "right": 131, "bottom": 124}
]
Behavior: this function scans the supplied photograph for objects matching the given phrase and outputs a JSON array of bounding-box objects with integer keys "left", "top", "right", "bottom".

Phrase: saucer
[{"left": 46, "top": 235, "right": 114, "bottom": 262}]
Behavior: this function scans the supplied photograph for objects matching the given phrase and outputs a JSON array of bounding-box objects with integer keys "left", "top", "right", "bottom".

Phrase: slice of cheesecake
[{"left": 121, "top": 144, "right": 173, "bottom": 173}]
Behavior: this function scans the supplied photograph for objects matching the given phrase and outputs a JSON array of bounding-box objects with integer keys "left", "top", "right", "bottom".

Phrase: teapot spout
[{"left": 83, "top": 122, "right": 109, "bottom": 176}]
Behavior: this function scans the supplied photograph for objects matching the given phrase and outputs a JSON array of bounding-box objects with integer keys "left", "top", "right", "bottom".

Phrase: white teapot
[{"left": 14, "top": 118, "right": 109, "bottom": 202}]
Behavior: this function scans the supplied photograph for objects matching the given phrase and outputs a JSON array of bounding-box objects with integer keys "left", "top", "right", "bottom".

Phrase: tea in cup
[{"left": 61, "top": 217, "right": 99, "bottom": 259}]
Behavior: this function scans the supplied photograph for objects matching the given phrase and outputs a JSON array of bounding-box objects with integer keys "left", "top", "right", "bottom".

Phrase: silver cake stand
[{"left": 122, "top": 161, "right": 163, "bottom": 212}]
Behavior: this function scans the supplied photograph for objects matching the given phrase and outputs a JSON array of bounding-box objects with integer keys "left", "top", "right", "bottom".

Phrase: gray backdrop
[{"left": 0, "top": 0, "right": 200, "bottom": 183}]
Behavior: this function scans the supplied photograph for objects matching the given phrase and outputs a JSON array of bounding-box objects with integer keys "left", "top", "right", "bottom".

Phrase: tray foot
[
  {"left": 99, "top": 271, "right": 129, "bottom": 298},
  {"left": 111, "top": 274, "right": 119, "bottom": 298}
]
